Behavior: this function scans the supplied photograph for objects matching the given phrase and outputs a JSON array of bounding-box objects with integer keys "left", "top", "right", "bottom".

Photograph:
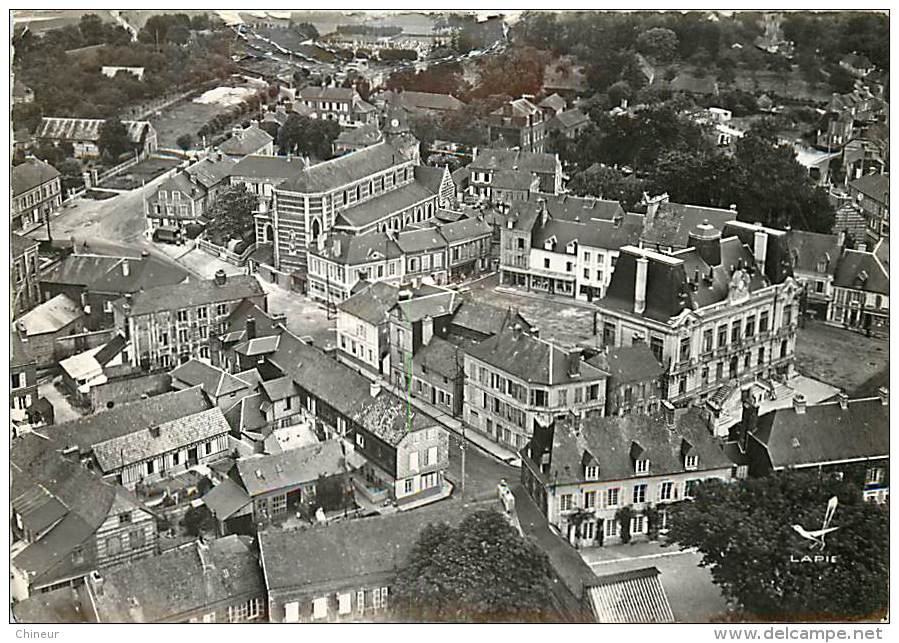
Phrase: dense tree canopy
[
  {"left": 98, "top": 118, "right": 132, "bottom": 159},
  {"left": 636, "top": 27, "right": 679, "bottom": 62},
  {"left": 276, "top": 115, "right": 340, "bottom": 160},
  {"left": 667, "top": 472, "right": 888, "bottom": 621},
  {"left": 205, "top": 184, "right": 259, "bottom": 246},
  {"left": 393, "top": 510, "right": 557, "bottom": 622}
]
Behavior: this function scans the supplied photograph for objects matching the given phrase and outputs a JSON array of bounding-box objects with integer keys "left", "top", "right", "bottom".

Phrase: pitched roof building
[
  {"left": 585, "top": 567, "right": 675, "bottom": 623},
  {"left": 34, "top": 117, "right": 157, "bottom": 159}
]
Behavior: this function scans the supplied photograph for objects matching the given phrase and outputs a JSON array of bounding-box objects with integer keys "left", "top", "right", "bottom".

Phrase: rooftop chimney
[
  {"left": 122, "top": 259, "right": 130, "bottom": 277},
  {"left": 739, "top": 386, "right": 760, "bottom": 451},
  {"left": 214, "top": 269, "right": 227, "bottom": 286},
  {"left": 422, "top": 316, "right": 434, "bottom": 346},
  {"left": 246, "top": 317, "right": 257, "bottom": 340},
  {"left": 753, "top": 228, "right": 769, "bottom": 276},
  {"left": 634, "top": 256, "right": 648, "bottom": 315},
  {"left": 398, "top": 289, "right": 413, "bottom": 301},
  {"left": 661, "top": 400, "right": 676, "bottom": 429},
  {"left": 689, "top": 220, "right": 722, "bottom": 266},
  {"left": 531, "top": 326, "right": 539, "bottom": 338},
  {"left": 792, "top": 393, "right": 807, "bottom": 415},
  {"left": 878, "top": 387, "right": 889, "bottom": 406},
  {"left": 837, "top": 391, "right": 849, "bottom": 410},
  {"left": 369, "top": 379, "right": 382, "bottom": 398},
  {"left": 567, "top": 348, "right": 582, "bottom": 378}
]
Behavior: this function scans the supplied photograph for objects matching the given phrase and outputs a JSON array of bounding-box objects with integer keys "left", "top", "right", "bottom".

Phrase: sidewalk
[{"left": 494, "top": 285, "right": 599, "bottom": 311}]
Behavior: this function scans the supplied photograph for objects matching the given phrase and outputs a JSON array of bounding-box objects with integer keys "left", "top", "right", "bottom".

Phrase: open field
[
  {"left": 99, "top": 156, "right": 180, "bottom": 190},
  {"left": 148, "top": 97, "right": 227, "bottom": 148},
  {"left": 795, "top": 320, "right": 889, "bottom": 396}
]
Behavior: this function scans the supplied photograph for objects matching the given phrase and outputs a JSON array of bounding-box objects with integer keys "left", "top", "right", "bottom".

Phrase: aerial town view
[{"left": 7, "top": 7, "right": 889, "bottom": 631}]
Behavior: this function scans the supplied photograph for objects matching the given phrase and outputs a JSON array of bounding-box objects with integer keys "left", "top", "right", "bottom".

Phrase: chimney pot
[
  {"left": 793, "top": 393, "right": 807, "bottom": 414},
  {"left": 877, "top": 387, "right": 889, "bottom": 406},
  {"left": 661, "top": 400, "right": 676, "bottom": 428},
  {"left": 214, "top": 269, "right": 227, "bottom": 286},
  {"left": 634, "top": 256, "right": 648, "bottom": 315},
  {"left": 369, "top": 379, "right": 382, "bottom": 398},
  {"left": 837, "top": 391, "right": 849, "bottom": 409},
  {"left": 246, "top": 317, "right": 257, "bottom": 340}
]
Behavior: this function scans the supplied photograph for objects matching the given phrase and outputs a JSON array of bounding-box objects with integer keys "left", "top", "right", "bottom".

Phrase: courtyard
[{"left": 795, "top": 320, "right": 889, "bottom": 397}]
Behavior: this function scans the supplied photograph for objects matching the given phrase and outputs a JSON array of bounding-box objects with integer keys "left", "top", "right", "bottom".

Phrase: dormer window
[
  {"left": 544, "top": 235, "right": 557, "bottom": 251},
  {"left": 566, "top": 240, "right": 578, "bottom": 255},
  {"left": 685, "top": 455, "right": 698, "bottom": 470},
  {"left": 635, "top": 459, "right": 650, "bottom": 475},
  {"left": 585, "top": 465, "right": 599, "bottom": 481}
]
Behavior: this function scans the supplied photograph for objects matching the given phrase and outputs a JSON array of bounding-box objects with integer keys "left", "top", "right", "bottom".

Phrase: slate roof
[
  {"left": 336, "top": 180, "right": 437, "bottom": 229},
  {"left": 267, "top": 331, "right": 435, "bottom": 446},
  {"left": 92, "top": 406, "right": 230, "bottom": 472},
  {"left": 337, "top": 281, "right": 399, "bottom": 325},
  {"left": 11, "top": 450, "right": 146, "bottom": 586},
  {"left": 549, "top": 108, "right": 590, "bottom": 131},
  {"left": 170, "top": 358, "right": 250, "bottom": 399},
  {"left": 279, "top": 142, "right": 404, "bottom": 193},
  {"left": 183, "top": 155, "right": 237, "bottom": 188},
  {"left": 310, "top": 231, "right": 403, "bottom": 266},
  {"left": 470, "top": 148, "right": 559, "bottom": 175},
  {"left": 395, "top": 226, "right": 447, "bottom": 254},
  {"left": 123, "top": 274, "right": 264, "bottom": 316},
  {"left": 259, "top": 375, "right": 299, "bottom": 401},
  {"left": 413, "top": 165, "right": 448, "bottom": 194},
  {"left": 586, "top": 567, "right": 675, "bottom": 623},
  {"left": 414, "top": 336, "right": 462, "bottom": 379},
  {"left": 202, "top": 477, "right": 252, "bottom": 521},
  {"left": 236, "top": 439, "right": 345, "bottom": 496},
  {"left": 467, "top": 326, "right": 607, "bottom": 386},
  {"left": 259, "top": 503, "right": 470, "bottom": 590},
  {"left": 297, "top": 85, "right": 357, "bottom": 101},
  {"left": 12, "top": 586, "right": 88, "bottom": 624},
  {"left": 849, "top": 173, "right": 889, "bottom": 203},
  {"left": 375, "top": 90, "right": 466, "bottom": 112},
  {"left": 234, "top": 334, "right": 282, "bottom": 357},
  {"left": 11, "top": 232, "right": 39, "bottom": 257},
  {"left": 17, "top": 294, "right": 82, "bottom": 336},
  {"left": 90, "top": 536, "right": 265, "bottom": 623},
  {"left": 230, "top": 154, "right": 304, "bottom": 180},
  {"left": 641, "top": 201, "right": 735, "bottom": 250},
  {"left": 438, "top": 216, "right": 492, "bottom": 244},
  {"left": 35, "top": 117, "right": 152, "bottom": 144},
  {"left": 832, "top": 202, "right": 868, "bottom": 243},
  {"left": 12, "top": 387, "right": 212, "bottom": 468},
  {"left": 507, "top": 193, "right": 626, "bottom": 230},
  {"left": 531, "top": 211, "right": 643, "bottom": 252},
  {"left": 492, "top": 169, "right": 539, "bottom": 191},
  {"left": 786, "top": 230, "right": 841, "bottom": 275},
  {"left": 832, "top": 248, "right": 889, "bottom": 295},
  {"left": 534, "top": 407, "right": 732, "bottom": 486},
  {"left": 334, "top": 121, "right": 382, "bottom": 149},
  {"left": 450, "top": 298, "right": 531, "bottom": 338},
  {"left": 43, "top": 253, "right": 189, "bottom": 294},
  {"left": 223, "top": 393, "right": 268, "bottom": 434},
  {"left": 751, "top": 397, "right": 888, "bottom": 470},
  {"left": 12, "top": 157, "right": 60, "bottom": 196},
  {"left": 148, "top": 172, "right": 205, "bottom": 207},
  {"left": 539, "top": 93, "right": 567, "bottom": 113},
  {"left": 218, "top": 125, "right": 273, "bottom": 157},
  {"left": 587, "top": 344, "right": 664, "bottom": 385},
  {"left": 393, "top": 289, "right": 459, "bottom": 323}
]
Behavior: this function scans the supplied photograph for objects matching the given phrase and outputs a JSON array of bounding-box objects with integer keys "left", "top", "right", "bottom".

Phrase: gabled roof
[
  {"left": 279, "top": 141, "right": 406, "bottom": 194},
  {"left": 787, "top": 230, "right": 841, "bottom": 276},
  {"left": 751, "top": 397, "right": 888, "bottom": 470},
  {"left": 849, "top": 173, "right": 889, "bottom": 203},
  {"left": 470, "top": 148, "right": 559, "bottom": 175},
  {"left": 11, "top": 232, "right": 39, "bottom": 257},
  {"left": 467, "top": 326, "right": 607, "bottom": 386},
  {"left": 17, "top": 294, "right": 82, "bottom": 336},
  {"left": 12, "top": 586, "right": 88, "bottom": 624},
  {"left": 43, "top": 253, "right": 189, "bottom": 294},
  {"left": 641, "top": 200, "right": 735, "bottom": 250},
  {"left": 235, "top": 439, "right": 345, "bottom": 496},
  {"left": 309, "top": 231, "right": 403, "bottom": 266},
  {"left": 337, "top": 281, "right": 400, "bottom": 325},
  {"left": 90, "top": 536, "right": 265, "bottom": 623},
  {"left": 450, "top": 299, "right": 531, "bottom": 338},
  {"left": 218, "top": 125, "right": 273, "bottom": 156},
  {"left": 538, "top": 93, "right": 567, "bottom": 112},
  {"left": 35, "top": 118, "right": 152, "bottom": 144},
  {"left": 259, "top": 503, "right": 470, "bottom": 590},
  {"left": 550, "top": 108, "right": 590, "bottom": 131},
  {"left": 832, "top": 248, "right": 889, "bottom": 295},
  {"left": 414, "top": 336, "right": 462, "bottom": 380},
  {"left": 395, "top": 226, "right": 447, "bottom": 254},
  {"left": 832, "top": 202, "right": 868, "bottom": 242},
  {"left": 438, "top": 216, "right": 492, "bottom": 244},
  {"left": 91, "top": 406, "right": 230, "bottom": 472},
  {"left": 532, "top": 407, "right": 732, "bottom": 486},
  {"left": 413, "top": 165, "right": 448, "bottom": 194},
  {"left": 335, "top": 180, "right": 437, "bottom": 229},
  {"left": 259, "top": 375, "right": 299, "bottom": 402},
  {"left": 230, "top": 154, "right": 304, "bottom": 180},
  {"left": 506, "top": 193, "right": 626, "bottom": 231},
  {"left": 297, "top": 85, "right": 358, "bottom": 101},
  {"left": 587, "top": 344, "right": 664, "bottom": 385},
  {"left": 491, "top": 169, "right": 539, "bottom": 191},
  {"left": 12, "top": 157, "right": 60, "bottom": 196},
  {"left": 374, "top": 90, "right": 466, "bottom": 112},
  {"left": 531, "top": 211, "right": 643, "bottom": 252},
  {"left": 202, "top": 477, "right": 252, "bottom": 521},
  {"left": 170, "top": 358, "right": 250, "bottom": 399},
  {"left": 122, "top": 274, "right": 264, "bottom": 316},
  {"left": 12, "top": 387, "right": 213, "bottom": 469},
  {"left": 586, "top": 567, "right": 675, "bottom": 623},
  {"left": 183, "top": 155, "right": 237, "bottom": 188},
  {"left": 393, "top": 289, "right": 459, "bottom": 323}
]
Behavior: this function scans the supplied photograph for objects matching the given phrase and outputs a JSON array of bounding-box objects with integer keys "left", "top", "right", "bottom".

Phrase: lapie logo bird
[{"left": 791, "top": 496, "right": 839, "bottom": 550}]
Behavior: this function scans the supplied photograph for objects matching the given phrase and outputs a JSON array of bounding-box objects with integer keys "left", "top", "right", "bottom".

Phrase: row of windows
[{"left": 559, "top": 478, "right": 703, "bottom": 511}]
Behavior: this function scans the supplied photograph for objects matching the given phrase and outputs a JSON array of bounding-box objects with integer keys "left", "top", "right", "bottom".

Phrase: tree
[
  {"left": 666, "top": 472, "right": 889, "bottom": 621},
  {"left": 176, "top": 133, "right": 193, "bottom": 150},
  {"left": 315, "top": 472, "right": 353, "bottom": 514},
  {"left": 205, "top": 184, "right": 259, "bottom": 245},
  {"left": 615, "top": 506, "right": 634, "bottom": 544},
  {"left": 636, "top": 27, "right": 679, "bottom": 62},
  {"left": 393, "top": 510, "right": 557, "bottom": 622},
  {"left": 98, "top": 118, "right": 131, "bottom": 160},
  {"left": 180, "top": 504, "right": 216, "bottom": 537},
  {"left": 827, "top": 64, "right": 855, "bottom": 94},
  {"left": 276, "top": 114, "right": 339, "bottom": 160}
]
